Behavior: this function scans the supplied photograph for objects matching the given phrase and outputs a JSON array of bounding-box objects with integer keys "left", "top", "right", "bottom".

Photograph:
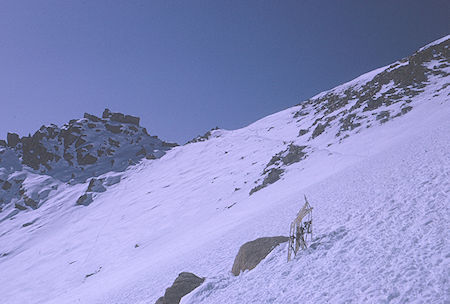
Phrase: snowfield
[
  {"left": 0, "top": 37, "right": 449, "bottom": 304},
  {"left": 184, "top": 101, "right": 450, "bottom": 304}
]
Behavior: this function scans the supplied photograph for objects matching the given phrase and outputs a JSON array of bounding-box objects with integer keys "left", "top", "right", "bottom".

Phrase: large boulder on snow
[
  {"left": 155, "top": 272, "right": 205, "bottom": 304},
  {"left": 87, "top": 178, "right": 106, "bottom": 193},
  {"left": 231, "top": 236, "right": 289, "bottom": 276},
  {"left": 76, "top": 193, "right": 93, "bottom": 206}
]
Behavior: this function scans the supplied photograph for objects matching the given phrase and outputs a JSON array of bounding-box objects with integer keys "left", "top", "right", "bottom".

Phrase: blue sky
[{"left": 0, "top": 1, "right": 448, "bottom": 143}]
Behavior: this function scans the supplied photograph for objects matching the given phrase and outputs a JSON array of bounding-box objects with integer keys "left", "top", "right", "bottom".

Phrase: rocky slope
[
  {"left": 0, "top": 109, "right": 176, "bottom": 213},
  {"left": 248, "top": 35, "right": 449, "bottom": 195}
]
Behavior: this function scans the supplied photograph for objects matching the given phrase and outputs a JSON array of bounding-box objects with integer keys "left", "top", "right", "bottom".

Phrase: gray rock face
[
  {"left": 0, "top": 109, "right": 177, "bottom": 185},
  {"left": 7, "top": 133, "right": 20, "bottom": 147},
  {"left": 231, "top": 236, "right": 289, "bottom": 276},
  {"left": 311, "top": 123, "right": 327, "bottom": 139},
  {"left": 249, "top": 168, "right": 283, "bottom": 195},
  {"left": 76, "top": 193, "right": 93, "bottom": 206},
  {"left": 87, "top": 178, "right": 106, "bottom": 193},
  {"left": 250, "top": 144, "right": 308, "bottom": 195},
  {"left": 280, "top": 144, "right": 307, "bottom": 166},
  {"left": 155, "top": 272, "right": 205, "bottom": 304},
  {"left": 111, "top": 113, "right": 140, "bottom": 126}
]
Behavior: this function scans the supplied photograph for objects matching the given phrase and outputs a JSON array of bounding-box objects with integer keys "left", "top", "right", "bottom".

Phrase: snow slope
[{"left": 0, "top": 36, "right": 449, "bottom": 304}]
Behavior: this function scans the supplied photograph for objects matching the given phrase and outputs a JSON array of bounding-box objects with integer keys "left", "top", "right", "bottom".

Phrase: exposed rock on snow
[
  {"left": 186, "top": 127, "right": 220, "bottom": 145},
  {"left": 87, "top": 178, "right": 107, "bottom": 193},
  {"left": 0, "top": 109, "right": 176, "bottom": 212},
  {"left": 76, "top": 193, "right": 93, "bottom": 206},
  {"left": 292, "top": 35, "right": 449, "bottom": 142},
  {"left": 231, "top": 236, "right": 289, "bottom": 276},
  {"left": 0, "top": 109, "right": 176, "bottom": 183},
  {"left": 249, "top": 168, "right": 284, "bottom": 195},
  {"left": 250, "top": 144, "right": 309, "bottom": 195},
  {"left": 155, "top": 272, "right": 205, "bottom": 304}
]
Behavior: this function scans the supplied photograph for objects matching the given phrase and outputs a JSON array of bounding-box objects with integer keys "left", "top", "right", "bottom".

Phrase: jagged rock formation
[
  {"left": 231, "top": 236, "right": 289, "bottom": 276},
  {"left": 155, "top": 272, "right": 205, "bottom": 304},
  {"left": 1, "top": 109, "right": 176, "bottom": 182},
  {"left": 0, "top": 109, "right": 177, "bottom": 212}
]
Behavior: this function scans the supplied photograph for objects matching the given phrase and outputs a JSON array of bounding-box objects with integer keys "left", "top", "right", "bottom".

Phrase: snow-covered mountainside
[{"left": 0, "top": 35, "right": 449, "bottom": 304}]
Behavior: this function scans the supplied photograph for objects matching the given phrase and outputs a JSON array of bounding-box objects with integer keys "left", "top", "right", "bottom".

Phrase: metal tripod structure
[{"left": 287, "top": 195, "right": 313, "bottom": 261}]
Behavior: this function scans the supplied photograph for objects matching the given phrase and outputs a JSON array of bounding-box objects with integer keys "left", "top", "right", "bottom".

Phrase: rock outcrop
[
  {"left": 231, "top": 236, "right": 289, "bottom": 276},
  {"left": 0, "top": 109, "right": 177, "bottom": 183},
  {"left": 155, "top": 272, "right": 205, "bottom": 304},
  {"left": 186, "top": 126, "right": 219, "bottom": 145},
  {"left": 0, "top": 109, "right": 177, "bottom": 212},
  {"left": 250, "top": 144, "right": 309, "bottom": 195}
]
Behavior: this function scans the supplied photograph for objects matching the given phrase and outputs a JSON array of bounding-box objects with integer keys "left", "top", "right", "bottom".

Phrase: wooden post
[{"left": 287, "top": 195, "right": 313, "bottom": 261}]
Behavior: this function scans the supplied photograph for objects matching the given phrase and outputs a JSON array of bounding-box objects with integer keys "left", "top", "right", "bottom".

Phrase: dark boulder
[
  {"left": 155, "top": 272, "right": 205, "bottom": 304},
  {"left": 87, "top": 178, "right": 106, "bottom": 193},
  {"left": 124, "top": 115, "right": 140, "bottom": 125},
  {"left": 76, "top": 193, "right": 93, "bottom": 206},
  {"left": 231, "top": 236, "right": 289, "bottom": 276},
  {"left": 110, "top": 112, "right": 125, "bottom": 123},
  {"left": 7, "top": 133, "right": 20, "bottom": 147}
]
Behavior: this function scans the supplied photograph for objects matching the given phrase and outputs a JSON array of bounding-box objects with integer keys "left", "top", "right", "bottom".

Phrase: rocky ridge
[
  {"left": 249, "top": 35, "right": 449, "bottom": 194},
  {"left": 0, "top": 109, "right": 177, "bottom": 213}
]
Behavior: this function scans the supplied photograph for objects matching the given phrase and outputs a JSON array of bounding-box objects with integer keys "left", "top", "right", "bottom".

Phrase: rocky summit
[{"left": 0, "top": 109, "right": 176, "bottom": 212}]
